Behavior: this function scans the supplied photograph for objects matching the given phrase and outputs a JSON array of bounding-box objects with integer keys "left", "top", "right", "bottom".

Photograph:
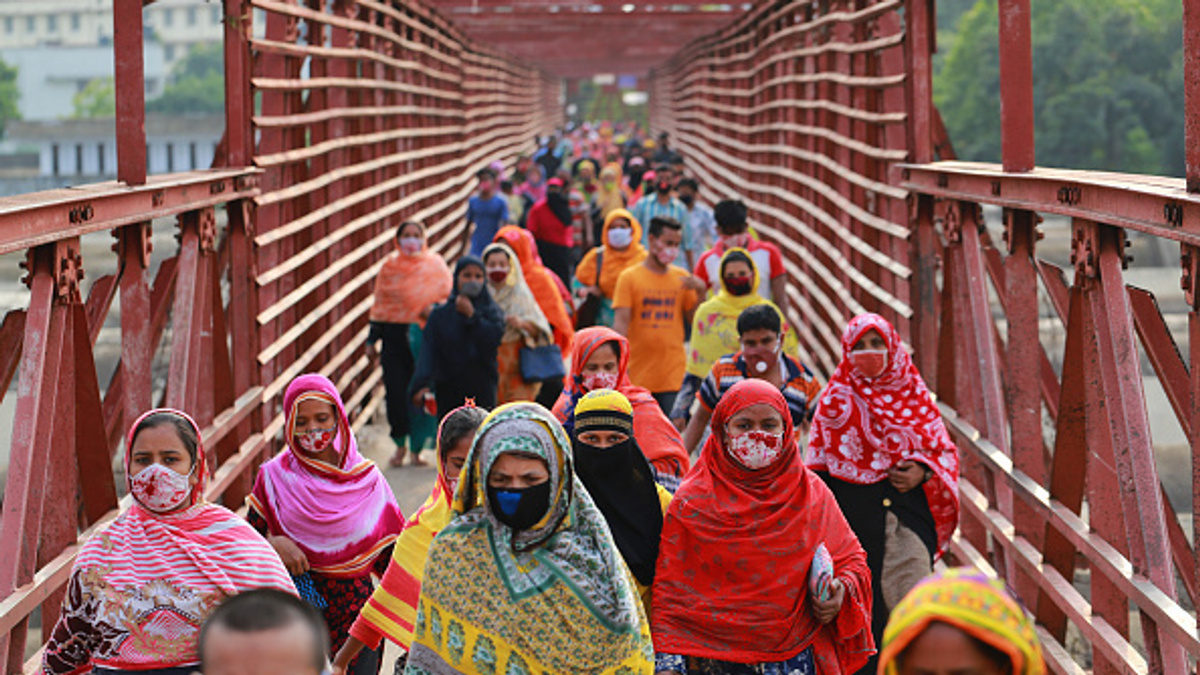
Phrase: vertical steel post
[
  {"left": 1184, "top": 0, "right": 1199, "bottom": 192},
  {"left": 997, "top": 0, "right": 1035, "bottom": 172},
  {"left": 113, "top": 0, "right": 146, "bottom": 185}
]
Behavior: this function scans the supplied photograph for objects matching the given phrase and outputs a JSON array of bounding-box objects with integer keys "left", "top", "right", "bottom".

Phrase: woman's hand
[
  {"left": 888, "top": 459, "right": 927, "bottom": 493},
  {"left": 331, "top": 636, "right": 365, "bottom": 675},
  {"left": 268, "top": 536, "right": 309, "bottom": 575},
  {"left": 810, "top": 578, "right": 845, "bottom": 624},
  {"left": 455, "top": 294, "right": 475, "bottom": 318},
  {"left": 411, "top": 387, "right": 431, "bottom": 408},
  {"left": 506, "top": 315, "right": 524, "bottom": 330}
]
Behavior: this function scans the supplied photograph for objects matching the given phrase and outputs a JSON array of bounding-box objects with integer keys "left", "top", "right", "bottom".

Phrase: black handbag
[
  {"left": 574, "top": 249, "right": 604, "bottom": 329},
  {"left": 520, "top": 344, "right": 566, "bottom": 382}
]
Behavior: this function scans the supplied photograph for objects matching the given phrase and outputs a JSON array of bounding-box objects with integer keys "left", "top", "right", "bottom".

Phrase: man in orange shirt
[{"left": 613, "top": 216, "right": 703, "bottom": 415}]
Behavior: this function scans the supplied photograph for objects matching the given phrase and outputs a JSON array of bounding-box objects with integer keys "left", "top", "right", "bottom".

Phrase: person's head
[
  {"left": 676, "top": 177, "right": 698, "bottom": 207},
  {"left": 526, "top": 163, "right": 544, "bottom": 183},
  {"left": 395, "top": 220, "right": 424, "bottom": 255},
  {"left": 577, "top": 161, "right": 596, "bottom": 181},
  {"left": 284, "top": 375, "right": 348, "bottom": 466},
  {"left": 719, "top": 249, "right": 756, "bottom": 297},
  {"left": 879, "top": 568, "right": 1045, "bottom": 675},
  {"left": 454, "top": 257, "right": 486, "bottom": 299},
  {"left": 580, "top": 339, "right": 621, "bottom": 392},
  {"left": 546, "top": 176, "right": 565, "bottom": 195},
  {"left": 711, "top": 379, "right": 792, "bottom": 472},
  {"left": 482, "top": 245, "right": 513, "bottom": 288},
  {"left": 437, "top": 403, "right": 488, "bottom": 493},
  {"left": 602, "top": 209, "right": 640, "bottom": 252},
  {"left": 573, "top": 389, "right": 634, "bottom": 450},
  {"left": 600, "top": 165, "right": 619, "bottom": 188},
  {"left": 476, "top": 168, "right": 497, "bottom": 194},
  {"left": 199, "top": 588, "right": 329, "bottom": 675},
  {"left": 499, "top": 179, "right": 513, "bottom": 195},
  {"left": 647, "top": 216, "right": 683, "bottom": 267},
  {"left": 126, "top": 409, "right": 202, "bottom": 514},
  {"left": 467, "top": 403, "right": 572, "bottom": 543},
  {"left": 714, "top": 199, "right": 750, "bottom": 239},
  {"left": 737, "top": 305, "right": 783, "bottom": 376},
  {"left": 515, "top": 155, "right": 531, "bottom": 172},
  {"left": 841, "top": 313, "right": 899, "bottom": 380}
]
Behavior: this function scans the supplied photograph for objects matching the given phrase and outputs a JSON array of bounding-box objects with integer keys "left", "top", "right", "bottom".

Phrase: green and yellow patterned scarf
[{"left": 405, "top": 402, "right": 653, "bottom": 675}]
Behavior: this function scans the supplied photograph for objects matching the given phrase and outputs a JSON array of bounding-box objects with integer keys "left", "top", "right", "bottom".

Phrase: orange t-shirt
[{"left": 613, "top": 263, "right": 699, "bottom": 393}]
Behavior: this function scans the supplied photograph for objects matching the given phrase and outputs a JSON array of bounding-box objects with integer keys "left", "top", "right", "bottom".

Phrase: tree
[
  {"left": 0, "top": 56, "right": 20, "bottom": 138},
  {"left": 934, "top": 0, "right": 1184, "bottom": 176},
  {"left": 147, "top": 42, "right": 224, "bottom": 114},
  {"left": 72, "top": 77, "right": 116, "bottom": 118}
]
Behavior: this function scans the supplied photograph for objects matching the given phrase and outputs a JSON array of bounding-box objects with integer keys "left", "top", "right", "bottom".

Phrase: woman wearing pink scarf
[{"left": 249, "top": 373, "right": 404, "bottom": 675}]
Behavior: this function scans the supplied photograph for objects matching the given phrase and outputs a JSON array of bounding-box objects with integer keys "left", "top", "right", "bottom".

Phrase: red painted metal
[
  {"left": 996, "top": 0, "right": 1034, "bottom": 172},
  {"left": 1185, "top": 0, "right": 1199, "bottom": 192},
  {"left": 113, "top": 0, "right": 146, "bottom": 186}
]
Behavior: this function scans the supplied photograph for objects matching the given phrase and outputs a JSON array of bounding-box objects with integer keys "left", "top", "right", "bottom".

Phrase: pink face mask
[
  {"left": 726, "top": 429, "right": 785, "bottom": 470},
  {"left": 582, "top": 370, "right": 619, "bottom": 392},
  {"left": 130, "top": 462, "right": 194, "bottom": 513},
  {"left": 295, "top": 426, "right": 336, "bottom": 454},
  {"left": 655, "top": 245, "right": 679, "bottom": 266},
  {"left": 848, "top": 349, "right": 888, "bottom": 379}
]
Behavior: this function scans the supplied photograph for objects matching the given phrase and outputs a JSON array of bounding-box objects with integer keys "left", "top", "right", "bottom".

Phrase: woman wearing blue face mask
[
  {"left": 404, "top": 402, "right": 654, "bottom": 674},
  {"left": 410, "top": 256, "right": 507, "bottom": 416}
]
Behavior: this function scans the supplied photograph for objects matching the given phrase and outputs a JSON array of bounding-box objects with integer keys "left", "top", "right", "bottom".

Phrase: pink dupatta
[{"left": 249, "top": 374, "right": 404, "bottom": 577}]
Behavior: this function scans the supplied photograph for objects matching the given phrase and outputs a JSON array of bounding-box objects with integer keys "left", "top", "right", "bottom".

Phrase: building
[
  {"left": 5, "top": 114, "right": 222, "bottom": 178},
  {"left": 0, "top": 43, "right": 168, "bottom": 121},
  {"left": 0, "top": 0, "right": 225, "bottom": 68}
]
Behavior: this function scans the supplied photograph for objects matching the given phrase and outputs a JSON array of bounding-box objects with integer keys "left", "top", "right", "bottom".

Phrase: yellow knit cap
[{"left": 574, "top": 388, "right": 634, "bottom": 417}]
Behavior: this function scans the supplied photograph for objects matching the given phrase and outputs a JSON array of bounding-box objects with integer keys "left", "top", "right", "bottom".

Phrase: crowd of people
[{"left": 41, "top": 121, "right": 1045, "bottom": 675}]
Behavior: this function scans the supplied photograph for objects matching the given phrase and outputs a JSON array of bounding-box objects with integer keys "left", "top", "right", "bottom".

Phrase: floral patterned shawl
[{"left": 404, "top": 403, "right": 653, "bottom": 674}]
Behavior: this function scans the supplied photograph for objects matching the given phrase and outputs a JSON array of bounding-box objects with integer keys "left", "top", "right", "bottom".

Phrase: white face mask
[
  {"left": 726, "top": 429, "right": 785, "bottom": 470},
  {"left": 130, "top": 462, "right": 195, "bottom": 513},
  {"left": 607, "top": 227, "right": 633, "bottom": 248},
  {"left": 398, "top": 236, "right": 422, "bottom": 254}
]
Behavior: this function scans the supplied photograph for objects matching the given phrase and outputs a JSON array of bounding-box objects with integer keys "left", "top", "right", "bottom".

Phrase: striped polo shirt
[{"left": 697, "top": 351, "right": 822, "bottom": 426}]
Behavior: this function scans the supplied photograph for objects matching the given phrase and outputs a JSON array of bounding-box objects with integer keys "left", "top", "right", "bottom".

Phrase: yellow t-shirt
[{"left": 613, "top": 264, "right": 699, "bottom": 393}]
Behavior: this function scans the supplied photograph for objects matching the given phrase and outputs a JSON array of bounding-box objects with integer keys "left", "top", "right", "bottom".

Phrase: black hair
[
  {"left": 395, "top": 220, "right": 422, "bottom": 241},
  {"left": 676, "top": 177, "right": 698, "bottom": 192},
  {"left": 654, "top": 164, "right": 673, "bottom": 177},
  {"left": 198, "top": 589, "right": 328, "bottom": 672},
  {"left": 895, "top": 621, "right": 1012, "bottom": 672},
  {"left": 714, "top": 199, "right": 749, "bottom": 233},
  {"left": 720, "top": 250, "right": 754, "bottom": 278},
  {"left": 131, "top": 411, "right": 199, "bottom": 465},
  {"left": 648, "top": 216, "right": 682, "bottom": 238},
  {"left": 594, "top": 339, "right": 621, "bottom": 361},
  {"left": 438, "top": 406, "right": 488, "bottom": 460},
  {"left": 499, "top": 179, "right": 513, "bottom": 192},
  {"left": 476, "top": 168, "right": 496, "bottom": 180},
  {"left": 737, "top": 304, "right": 781, "bottom": 336}
]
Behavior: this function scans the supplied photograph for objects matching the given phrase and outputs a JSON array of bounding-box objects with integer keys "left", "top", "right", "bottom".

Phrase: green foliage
[
  {"left": 0, "top": 56, "right": 18, "bottom": 137},
  {"left": 72, "top": 77, "right": 115, "bottom": 118},
  {"left": 934, "top": 0, "right": 1184, "bottom": 176},
  {"left": 147, "top": 42, "right": 224, "bottom": 114}
]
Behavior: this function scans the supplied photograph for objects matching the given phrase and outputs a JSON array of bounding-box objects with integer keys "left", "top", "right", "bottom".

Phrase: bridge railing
[
  {"left": 0, "top": 0, "right": 559, "bottom": 670},
  {"left": 651, "top": 0, "right": 1199, "bottom": 672}
]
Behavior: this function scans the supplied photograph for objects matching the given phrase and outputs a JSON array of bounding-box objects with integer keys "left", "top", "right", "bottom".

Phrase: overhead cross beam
[{"left": 427, "top": 0, "right": 746, "bottom": 76}]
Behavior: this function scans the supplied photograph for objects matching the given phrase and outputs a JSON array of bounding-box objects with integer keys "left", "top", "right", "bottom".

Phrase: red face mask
[
  {"left": 488, "top": 270, "right": 508, "bottom": 285},
  {"left": 848, "top": 349, "right": 888, "bottom": 378}
]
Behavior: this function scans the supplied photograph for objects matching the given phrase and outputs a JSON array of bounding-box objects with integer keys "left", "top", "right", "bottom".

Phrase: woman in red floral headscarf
[
  {"left": 806, "top": 313, "right": 960, "bottom": 670},
  {"left": 652, "top": 379, "right": 874, "bottom": 675}
]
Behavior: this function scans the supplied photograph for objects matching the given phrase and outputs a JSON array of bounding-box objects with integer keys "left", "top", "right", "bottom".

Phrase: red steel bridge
[{"left": 1, "top": 0, "right": 1198, "bottom": 672}]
